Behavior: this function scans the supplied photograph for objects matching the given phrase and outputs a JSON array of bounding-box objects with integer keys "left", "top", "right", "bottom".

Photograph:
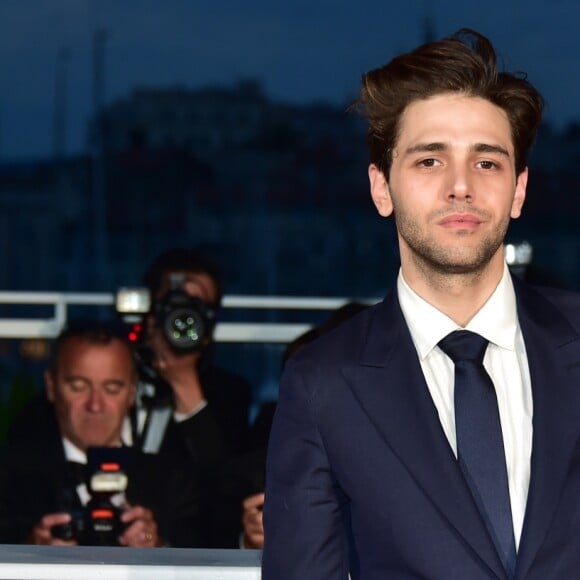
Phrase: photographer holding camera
[
  {"left": 0, "top": 321, "right": 201, "bottom": 547},
  {"left": 116, "top": 248, "right": 253, "bottom": 548},
  {"left": 132, "top": 248, "right": 252, "bottom": 460}
]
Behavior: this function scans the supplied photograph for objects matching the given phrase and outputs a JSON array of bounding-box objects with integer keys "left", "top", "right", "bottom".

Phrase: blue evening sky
[{"left": 0, "top": 0, "right": 578, "bottom": 160}]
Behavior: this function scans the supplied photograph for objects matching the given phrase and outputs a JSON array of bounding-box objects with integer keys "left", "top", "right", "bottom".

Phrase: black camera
[
  {"left": 153, "top": 287, "right": 216, "bottom": 353},
  {"left": 52, "top": 448, "right": 129, "bottom": 546},
  {"left": 115, "top": 273, "right": 217, "bottom": 353}
]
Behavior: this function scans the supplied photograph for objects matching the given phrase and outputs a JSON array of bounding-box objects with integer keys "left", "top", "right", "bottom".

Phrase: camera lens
[
  {"left": 164, "top": 308, "right": 206, "bottom": 350},
  {"left": 154, "top": 288, "right": 215, "bottom": 353}
]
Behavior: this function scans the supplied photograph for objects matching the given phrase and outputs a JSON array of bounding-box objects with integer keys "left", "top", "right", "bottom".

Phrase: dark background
[{"left": 0, "top": 1, "right": 579, "bottom": 433}]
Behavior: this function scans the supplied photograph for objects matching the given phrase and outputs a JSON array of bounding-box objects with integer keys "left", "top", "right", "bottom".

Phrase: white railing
[
  {"left": 0, "top": 291, "right": 377, "bottom": 343},
  {"left": 0, "top": 545, "right": 261, "bottom": 579}
]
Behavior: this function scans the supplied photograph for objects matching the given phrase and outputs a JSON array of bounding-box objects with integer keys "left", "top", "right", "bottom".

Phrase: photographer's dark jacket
[{"left": 135, "top": 363, "right": 252, "bottom": 455}]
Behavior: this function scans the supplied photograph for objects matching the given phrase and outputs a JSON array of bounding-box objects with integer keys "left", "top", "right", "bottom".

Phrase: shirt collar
[
  {"left": 62, "top": 437, "right": 127, "bottom": 464},
  {"left": 62, "top": 437, "right": 87, "bottom": 464},
  {"left": 397, "top": 262, "right": 518, "bottom": 360}
]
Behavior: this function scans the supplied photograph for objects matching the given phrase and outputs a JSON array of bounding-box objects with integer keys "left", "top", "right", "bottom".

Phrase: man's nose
[
  {"left": 85, "top": 389, "right": 104, "bottom": 412},
  {"left": 446, "top": 163, "right": 473, "bottom": 202}
]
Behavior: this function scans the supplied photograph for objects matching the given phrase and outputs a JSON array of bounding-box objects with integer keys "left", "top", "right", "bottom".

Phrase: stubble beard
[{"left": 394, "top": 206, "right": 510, "bottom": 279}]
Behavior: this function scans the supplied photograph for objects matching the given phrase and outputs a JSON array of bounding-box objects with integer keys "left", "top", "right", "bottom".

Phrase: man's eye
[
  {"left": 477, "top": 160, "right": 497, "bottom": 169},
  {"left": 418, "top": 158, "right": 439, "bottom": 168},
  {"left": 103, "top": 383, "right": 124, "bottom": 395},
  {"left": 69, "top": 381, "right": 88, "bottom": 392}
]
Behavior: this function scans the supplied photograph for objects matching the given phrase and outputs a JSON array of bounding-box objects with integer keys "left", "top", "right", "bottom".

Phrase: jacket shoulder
[
  {"left": 528, "top": 283, "right": 580, "bottom": 326},
  {"left": 286, "top": 301, "right": 380, "bottom": 374}
]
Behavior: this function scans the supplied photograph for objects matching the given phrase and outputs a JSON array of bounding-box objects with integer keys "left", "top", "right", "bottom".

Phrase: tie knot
[{"left": 438, "top": 330, "right": 488, "bottom": 363}]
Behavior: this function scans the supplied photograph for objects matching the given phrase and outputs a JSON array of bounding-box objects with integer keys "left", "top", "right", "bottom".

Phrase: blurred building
[
  {"left": 99, "top": 79, "right": 270, "bottom": 161},
  {"left": 0, "top": 79, "right": 579, "bottom": 296}
]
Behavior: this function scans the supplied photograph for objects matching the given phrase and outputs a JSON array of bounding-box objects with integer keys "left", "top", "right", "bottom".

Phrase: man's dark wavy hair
[{"left": 351, "top": 28, "right": 544, "bottom": 178}]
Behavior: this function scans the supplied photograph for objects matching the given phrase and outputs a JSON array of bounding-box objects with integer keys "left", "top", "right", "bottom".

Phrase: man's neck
[{"left": 400, "top": 254, "right": 506, "bottom": 327}]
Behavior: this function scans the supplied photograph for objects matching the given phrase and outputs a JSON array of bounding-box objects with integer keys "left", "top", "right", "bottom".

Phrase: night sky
[{"left": 1, "top": 0, "right": 579, "bottom": 161}]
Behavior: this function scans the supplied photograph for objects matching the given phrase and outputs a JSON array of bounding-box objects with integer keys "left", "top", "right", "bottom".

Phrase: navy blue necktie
[{"left": 438, "top": 330, "right": 517, "bottom": 576}]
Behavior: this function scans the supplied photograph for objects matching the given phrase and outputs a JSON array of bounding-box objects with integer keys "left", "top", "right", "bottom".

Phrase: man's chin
[
  {"left": 80, "top": 434, "right": 117, "bottom": 449},
  {"left": 421, "top": 244, "right": 500, "bottom": 275},
  {"left": 435, "top": 260, "right": 487, "bottom": 275}
]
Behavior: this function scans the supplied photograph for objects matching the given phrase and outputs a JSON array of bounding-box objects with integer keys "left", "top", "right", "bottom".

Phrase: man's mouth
[{"left": 438, "top": 213, "right": 482, "bottom": 229}]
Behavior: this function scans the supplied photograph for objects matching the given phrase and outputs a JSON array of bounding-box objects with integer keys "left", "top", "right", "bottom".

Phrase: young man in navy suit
[{"left": 263, "top": 29, "right": 580, "bottom": 579}]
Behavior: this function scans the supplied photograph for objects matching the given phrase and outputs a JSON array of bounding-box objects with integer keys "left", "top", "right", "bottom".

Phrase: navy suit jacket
[{"left": 262, "top": 277, "right": 580, "bottom": 579}]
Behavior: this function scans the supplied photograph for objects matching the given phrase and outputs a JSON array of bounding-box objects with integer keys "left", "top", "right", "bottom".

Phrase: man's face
[
  {"left": 45, "top": 338, "right": 136, "bottom": 451},
  {"left": 369, "top": 93, "right": 527, "bottom": 278}
]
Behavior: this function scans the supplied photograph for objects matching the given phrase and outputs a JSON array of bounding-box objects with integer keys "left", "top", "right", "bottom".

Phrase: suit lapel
[
  {"left": 342, "top": 291, "right": 508, "bottom": 579},
  {"left": 512, "top": 280, "right": 580, "bottom": 579}
]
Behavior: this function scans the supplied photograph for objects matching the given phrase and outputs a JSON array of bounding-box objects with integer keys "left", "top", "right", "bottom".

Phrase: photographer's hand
[
  {"left": 118, "top": 505, "right": 162, "bottom": 548},
  {"left": 28, "top": 512, "right": 77, "bottom": 546},
  {"left": 242, "top": 492, "right": 265, "bottom": 549}
]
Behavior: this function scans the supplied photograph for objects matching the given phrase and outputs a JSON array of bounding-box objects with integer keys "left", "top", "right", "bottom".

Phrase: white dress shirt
[{"left": 397, "top": 264, "right": 533, "bottom": 549}]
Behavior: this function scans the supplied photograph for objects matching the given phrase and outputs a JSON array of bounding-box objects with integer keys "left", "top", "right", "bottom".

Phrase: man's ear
[
  {"left": 369, "top": 164, "right": 394, "bottom": 217},
  {"left": 510, "top": 167, "right": 528, "bottom": 219},
  {"left": 45, "top": 369, "right": 55, "bottom": 402}
]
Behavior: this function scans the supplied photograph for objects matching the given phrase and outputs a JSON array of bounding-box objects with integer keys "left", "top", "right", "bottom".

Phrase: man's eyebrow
[
  {"left": 402, "top": 142, "right": 511, "bottom": 158},
  {"left": 472, "top": 143, "right": 511, "bottom": 157},
  {"left": 404, "top": 142, "right": 447, "bottom": 156},
  {"left": 63, "top": 374, "right": 89, "bottom": 382}
]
